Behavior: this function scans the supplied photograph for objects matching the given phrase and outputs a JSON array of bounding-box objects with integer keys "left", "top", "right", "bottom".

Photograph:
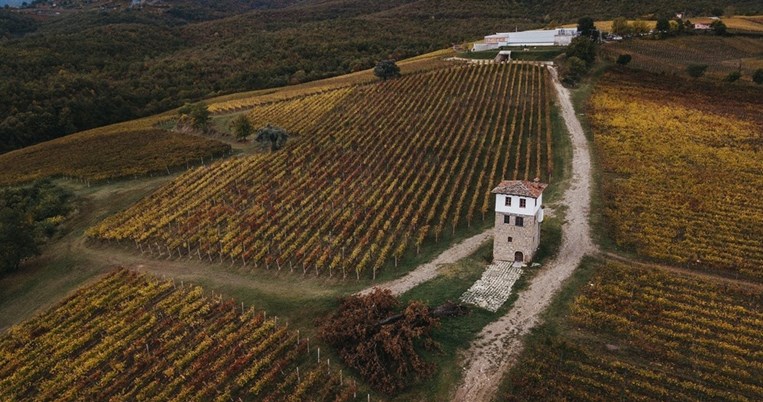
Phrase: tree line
[{"left": 0, "top": 180, "right": 71, "bottom": 274}]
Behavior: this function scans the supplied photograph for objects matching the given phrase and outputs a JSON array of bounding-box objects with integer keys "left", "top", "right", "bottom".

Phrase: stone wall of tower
[{"left": 493, "top": 211, "right": 541, "bottom": 263}]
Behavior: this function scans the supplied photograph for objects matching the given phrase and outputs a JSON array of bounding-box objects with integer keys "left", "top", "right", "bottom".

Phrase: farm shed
[
  {"left": 494, "top": 50, "right": 512, "bottom": 62},
  {"left": 472, "top": 28, "right": 578, "bottom": 51}
]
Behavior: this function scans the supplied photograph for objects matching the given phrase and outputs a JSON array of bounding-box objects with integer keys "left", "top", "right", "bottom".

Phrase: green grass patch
[
  {"left": 544, "top": 95, "right": 573, "bottom": 203},
  {"left": 210, "top": 111, "right": 247, "bottom": 136},
  {"left": 569, "top": 61, "right": 611, "bottom": 142},
  {"left": 568, "top": 61, "right": 619, "bottom": 252},
  {"left": 533, "top": 213, "right": 563, "bottom": 264},
  {"left": 369, "top": 218, "right": 494, "bottom": 284},
  {"left": 0, "top": 254, "right": 101, "bottom": 331},
  {"left": 192, "top": 277, "right": 343, "bottom": 334},
  {"left": 393, "top": 242, "right": 509, "bottom": 401}
]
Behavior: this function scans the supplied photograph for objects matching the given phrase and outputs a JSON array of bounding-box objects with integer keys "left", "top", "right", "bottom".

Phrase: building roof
[{"left": 491, "top": 180, "right": 548, "bottom": 198}]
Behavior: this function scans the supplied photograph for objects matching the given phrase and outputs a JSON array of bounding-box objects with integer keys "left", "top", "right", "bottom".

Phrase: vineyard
[
  {"left": 88, "top": 62, "right": 555, "bottom": 279},
  {"left": 206, "top": 53, "right": 454, "bottom": 114},
  {"left": 246, "top": 87, "right": 355, "bottom": 135},
  {"left": 0, "top": 269, "right": 352, "bottom": 401},
  {"left": 503, "top": 258, "right": 763, "bottom": 400},
  {"left": 0, "top": 128, "right": 230, "bottom": 186},
  {"left": 590, "top": 69, "right": 763, "bottom": 282},
  {"left": 601, "top": 35, "right": 763, "bottom": 79}
]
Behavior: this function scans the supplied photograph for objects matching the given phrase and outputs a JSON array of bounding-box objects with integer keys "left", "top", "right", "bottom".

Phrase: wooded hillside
[{"left": 1, "top": 0, "right": 760, "bottom": 153}]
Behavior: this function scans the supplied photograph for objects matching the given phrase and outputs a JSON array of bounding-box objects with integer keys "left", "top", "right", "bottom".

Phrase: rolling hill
[
  {"left": 2, "top": 0, "right": 761, "bottom": 153},
  {"left": 1, "top": 1, "right": 763, "bottom": 401}
]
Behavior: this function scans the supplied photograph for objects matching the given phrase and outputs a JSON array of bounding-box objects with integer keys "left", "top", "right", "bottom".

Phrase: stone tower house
[{"left": 491, "top": 179, "right": 548, "bottom": 264}]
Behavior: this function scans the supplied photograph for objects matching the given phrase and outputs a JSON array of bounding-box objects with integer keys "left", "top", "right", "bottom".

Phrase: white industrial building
[{"left": 472, "top": 28, "right": 578, "bottom": 51}]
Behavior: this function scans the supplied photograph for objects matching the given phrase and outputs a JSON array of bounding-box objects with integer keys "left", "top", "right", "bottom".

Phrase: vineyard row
[
  {"left": 89, "top": 63, "right": 555, "bottom": 280},
  {"left": 0, "top": 269, "right": 354, "bottom": 401},
  {"left": 503, "top": 258, "right": 763, "bottom": 401}
]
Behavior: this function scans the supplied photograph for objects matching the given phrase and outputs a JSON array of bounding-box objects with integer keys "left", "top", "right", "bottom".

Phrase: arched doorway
[{"left": 514, "top": 251, "right": 524, "bottom": 262}]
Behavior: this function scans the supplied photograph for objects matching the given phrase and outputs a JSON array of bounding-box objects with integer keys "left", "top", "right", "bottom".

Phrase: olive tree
[{"left": 255, "top": 124, "right": 289, "bottom": 151}]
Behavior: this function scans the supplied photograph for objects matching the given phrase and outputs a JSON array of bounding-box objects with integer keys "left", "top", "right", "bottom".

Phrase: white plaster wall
[{"left": 494, "top": 194, "right": 542, "bottom": 216}]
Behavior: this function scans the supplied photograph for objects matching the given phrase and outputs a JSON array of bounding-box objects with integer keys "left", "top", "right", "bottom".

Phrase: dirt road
[
  {"left": 453, "top": 66, "right": 595, "bottom": 401},
  {"left": 357, "top": 230, "right": 493, "bottom": 296}
]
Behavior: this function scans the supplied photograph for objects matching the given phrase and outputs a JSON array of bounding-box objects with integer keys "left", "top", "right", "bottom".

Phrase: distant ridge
[{"left": 0, "top": 0, "right": 24, "bottom": 7}]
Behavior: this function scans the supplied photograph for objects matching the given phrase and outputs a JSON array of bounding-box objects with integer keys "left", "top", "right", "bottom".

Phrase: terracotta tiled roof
[{"left": 491, "top": 180, "right": 548, "bottom": 198}]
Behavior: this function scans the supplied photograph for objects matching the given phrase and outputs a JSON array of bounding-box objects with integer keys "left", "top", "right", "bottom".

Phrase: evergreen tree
[
  {"left": 752, "top": 69, "right": 763, "bottom": 84},
  {"left": 577, "top": 17, "right": 597, "bottom": 39},
  {"left": 710, "top": 20, "right": 727, "bottom": 35},
  {"left": 566, "top": 36, "right": 597, "bottom": 66},
  {"left": 373, "top": 60, "right": 401, "bottom": 81},
  {"left": 686, "top": 64, "right": 708, "bottom": 78},
  {"left": 616, "top": 54, "right": 632, "bottom": 65},
  {"left": 656, "top": 17, "right": 671, "bottom": 33}
]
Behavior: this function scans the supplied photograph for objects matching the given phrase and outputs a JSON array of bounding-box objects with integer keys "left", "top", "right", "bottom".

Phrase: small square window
[
  {"left": 504, "top": 215, "right": 511, "bottom": 224},
  {"left": 505, "top": 196, "right": 511, "bottom": 206},
  {"left": 515, "top": 216, "right": 524, "bottom": 227},
  {"left": 507, "top": 236, "right": 513, "bottom": 242},
  {"left": 519, "top": 198, "right": 526, "bottom": 208}
]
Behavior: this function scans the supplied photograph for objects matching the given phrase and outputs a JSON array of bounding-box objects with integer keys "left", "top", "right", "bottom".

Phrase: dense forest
[{"left": 1, "top": 0, "right": 760, "bottom": 153}]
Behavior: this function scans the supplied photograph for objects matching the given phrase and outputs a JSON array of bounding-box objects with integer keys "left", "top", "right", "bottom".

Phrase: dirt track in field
[
  {"left": 453, "top": 66, "right": 596, "bottom": 402},
  {"left": 356, "top": 230, "right": 493, "bottom": 296}
]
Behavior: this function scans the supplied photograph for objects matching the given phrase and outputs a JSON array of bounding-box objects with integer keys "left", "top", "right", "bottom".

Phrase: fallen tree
[{"left": 318, "top": 289, "right": 466, "bottom": 394}]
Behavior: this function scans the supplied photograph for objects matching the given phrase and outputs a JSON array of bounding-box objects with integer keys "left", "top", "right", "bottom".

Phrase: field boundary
[{"left": 602, "top": 252, "right": 763, "bottom": 292}]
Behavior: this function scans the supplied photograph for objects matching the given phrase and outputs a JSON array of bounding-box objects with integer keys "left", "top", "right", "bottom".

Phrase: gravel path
[
  {"left": 356, "top": 229, "right": 493, "bottom": 296},
  {"left": 453, "top": 66, "right": 596, "bottom": 401},
  {"left": 460, "top": 261, "right": 523, "bottom": 312}
]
